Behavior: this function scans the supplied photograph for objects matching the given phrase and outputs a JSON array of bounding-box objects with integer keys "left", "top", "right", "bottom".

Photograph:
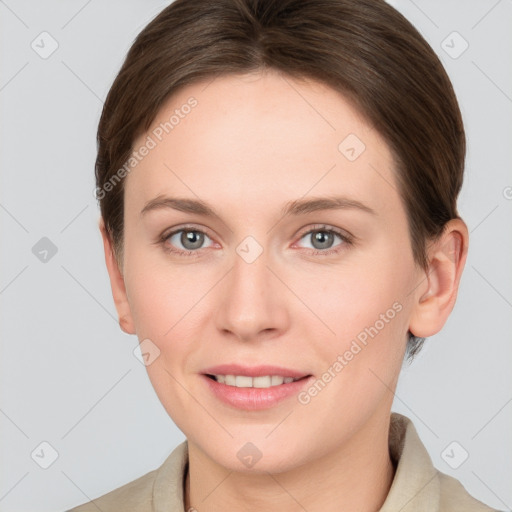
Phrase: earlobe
[
  {"left": 98, "top": 217, "right": 136, "bottom": 335},
  {"left": 408, "top": 219, "right": 469, "bottom": 338}
]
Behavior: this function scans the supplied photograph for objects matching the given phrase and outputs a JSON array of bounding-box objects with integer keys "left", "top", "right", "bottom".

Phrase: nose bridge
[
  {"left": 233, "top": 240, "right": 270, "bottom": 298},
  {"left": 215, "top": 236, "right": 288, "bottom": 340}
]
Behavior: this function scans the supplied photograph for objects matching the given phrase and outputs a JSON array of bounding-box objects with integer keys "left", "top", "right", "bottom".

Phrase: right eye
[{"left": 162, "top": 227, "right": 215, "bottom": 256}]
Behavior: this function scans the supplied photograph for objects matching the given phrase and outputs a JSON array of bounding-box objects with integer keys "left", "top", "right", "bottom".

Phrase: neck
[{"left": 184, "top": 412, "right": 395, "bottom": 512}]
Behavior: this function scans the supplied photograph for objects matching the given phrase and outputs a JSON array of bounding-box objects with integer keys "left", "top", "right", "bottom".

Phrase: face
[{"left": 109, "top": 69, "right": 432, "bottom": 473}]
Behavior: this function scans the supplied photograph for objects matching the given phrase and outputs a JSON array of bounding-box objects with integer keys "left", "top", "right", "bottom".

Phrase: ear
[
  {"left": 99, "top": 217, "right": 136, "bottom": 335},
  {"left": 408, "top": 218, "right": 469, "bottom": 338}
]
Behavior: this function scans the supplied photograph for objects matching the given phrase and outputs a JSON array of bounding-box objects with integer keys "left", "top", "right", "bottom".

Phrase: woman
[{"left": 70, "top": 0, "right": 499, "bottom": 510}]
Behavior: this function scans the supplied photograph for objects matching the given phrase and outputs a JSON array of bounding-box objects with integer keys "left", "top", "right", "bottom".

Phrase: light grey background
[{"left": 0, "top": 1, "right": 511, "bottom": 511}]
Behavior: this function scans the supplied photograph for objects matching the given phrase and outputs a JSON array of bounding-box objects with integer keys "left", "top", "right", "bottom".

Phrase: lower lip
[{"left": 201, "top": 374, "right": 313, "bottom": 411}]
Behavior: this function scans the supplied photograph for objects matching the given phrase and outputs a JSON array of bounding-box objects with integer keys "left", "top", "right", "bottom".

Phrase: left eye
[
  {"left": 297, "top": 229, "right": 345, "bottom": 251},
  {"left": 166, "top": 229, "right": 214, "bottom": 251}
]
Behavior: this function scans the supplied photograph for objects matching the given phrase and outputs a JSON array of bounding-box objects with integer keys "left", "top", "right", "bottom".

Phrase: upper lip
[{"left": 202, "top": 364, "right": 310, "bottom": 379}]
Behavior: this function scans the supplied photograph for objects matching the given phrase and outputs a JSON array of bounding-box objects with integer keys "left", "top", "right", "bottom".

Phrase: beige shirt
[{"left": 68, "top": 413, "right": 498, "bottom": 511}]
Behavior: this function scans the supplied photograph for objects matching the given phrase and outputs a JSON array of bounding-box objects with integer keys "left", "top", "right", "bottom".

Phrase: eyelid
[{"left": 160, "top": 223, "right": 215, "bottom": 242}]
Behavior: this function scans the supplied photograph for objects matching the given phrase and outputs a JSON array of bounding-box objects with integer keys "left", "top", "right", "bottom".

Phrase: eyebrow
[
  {"left": 140, "top": 195, "right": 377, "bottom": 218},
  {"left": 281, "top": 196, "right": 376, "bottom": 217}
]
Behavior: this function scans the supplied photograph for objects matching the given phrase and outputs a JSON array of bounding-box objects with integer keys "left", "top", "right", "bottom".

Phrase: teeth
[{"left": 212, "top": 375, "right": 300, "bottom": 388}]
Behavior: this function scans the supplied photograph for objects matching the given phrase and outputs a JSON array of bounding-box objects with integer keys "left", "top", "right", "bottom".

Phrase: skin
[{"left": 100, "top": 68, "right": 468, "bottom": 512}]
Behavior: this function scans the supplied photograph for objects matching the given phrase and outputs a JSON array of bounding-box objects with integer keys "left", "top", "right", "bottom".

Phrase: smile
[{"left": 207, "top": 374, "right": 303, "bottom": 388}]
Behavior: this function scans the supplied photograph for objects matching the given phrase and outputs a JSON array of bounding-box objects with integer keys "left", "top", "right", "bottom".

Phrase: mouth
[
  {"left": 200, "top": 364, "right": 313, "bottom": 410},
  {"left": 204, "top": 373, "right": 311, "bottom": 388},
  {"left": 201, "top": 372, "right": 314, "bottom": 410}
]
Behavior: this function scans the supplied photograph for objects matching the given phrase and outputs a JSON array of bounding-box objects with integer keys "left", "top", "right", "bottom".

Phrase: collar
[{"left": 379, "top": 412, "right": 440, "bottom": 511}]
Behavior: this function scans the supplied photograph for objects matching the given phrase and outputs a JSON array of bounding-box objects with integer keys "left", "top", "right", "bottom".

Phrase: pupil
[{"left": 313, "top": 231, "right": 333, "bottom": 250}]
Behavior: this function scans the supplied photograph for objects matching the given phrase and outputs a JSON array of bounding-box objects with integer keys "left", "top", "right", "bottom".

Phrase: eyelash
[{"left": 158, "top": 224, "right": 353, "bottom": 258}]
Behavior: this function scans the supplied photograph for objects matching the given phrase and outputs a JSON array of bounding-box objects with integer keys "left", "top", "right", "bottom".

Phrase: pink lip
[
  {"left": 201, "top": 364, "right": 309, "bottom": 379},
  {"left": 201, "top": 374, "right": 313, "bottom": 411}
]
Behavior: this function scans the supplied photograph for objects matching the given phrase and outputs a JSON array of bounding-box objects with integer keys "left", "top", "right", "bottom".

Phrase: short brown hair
[{"left": 95, "top": 0, "right": 466, "bottom": 359}]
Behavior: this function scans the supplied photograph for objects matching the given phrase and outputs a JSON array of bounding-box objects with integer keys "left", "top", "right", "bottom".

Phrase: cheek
[
  {"left": 124, "top": 241, "right": 211, "bottom": 337},
  {"left": 293, "top": 269, "right": 409, "bottom": 434},
  {"left": 298, "top": 250, "right": 411, "bottom": 343},
  {"left": 125, "top": 270, "right": 173, "bottom": 338},
  {"left": 122, "top": 254, "right": 212, "bottom": 425},
  {"left": 295, "top": 245, "right": 413, "bottom": 388},
  {"left": 123, "top": 249, "right": 222, "bottom": 389}
]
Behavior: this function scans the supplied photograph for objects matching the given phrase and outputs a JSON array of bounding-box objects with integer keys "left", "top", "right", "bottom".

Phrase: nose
[{"left": 215, "top": 244, "right": 290, "bottom": 342}]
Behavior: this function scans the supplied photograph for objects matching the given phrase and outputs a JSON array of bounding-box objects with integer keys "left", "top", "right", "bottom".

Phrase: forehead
[{"left": 126, "top": 69, "right": 402, "bottom": 221}]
